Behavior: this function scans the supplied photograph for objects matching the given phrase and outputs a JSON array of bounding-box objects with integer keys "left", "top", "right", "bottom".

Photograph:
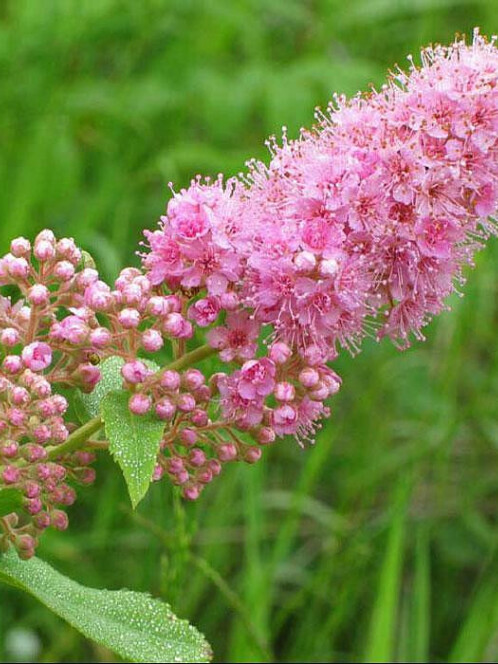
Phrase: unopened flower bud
[
  {"left": 294, "top": 251, "right": 316, "bottom": 272},
  {"left": 180, "top": 428, "right": 198, "bottom": 447},
  {"left": 183, "top": 485, "right": 201, "bottom": 500},
  {"left": 274, "top": 381, "right": 295, "bottom": 401},
  {"left": 155, "top": 398, "right": 176, "bottom": 420},
  {"left": 217, "top": 443, "right": 237, "bottom": 462},
  {"left": 1, "top": 328, "right": 20, "bottom": 346},
  {"left": 244, "top": 447, "right": 262, "bottom": 464},
  {"left": 10, "top": 237, "right": 31, "bottom": 257},
  {"left": 269, "top": 342, "right": 292, "bottom": 364},
  {"left": 299, "top": 367, "right": 320, "bottom": 388},
  {"left": 177, "top": 393, "right": 196, "bottom": 412},
  {"left": 28, "top": 284, "right": 50, "bottom": 306},
  {"left": 142, "top": 328, "right": 163, "bottom": 352},
  {"left": 118, "top": 308, "right": 141, "bottom": 329},
  {"left": 122, "top": 361, "right": 149, "bottom": 385},
  {"left": 183, "top": 369, "right": 205, "bottom": 390},
  {"left": 129, "top": 393, "right": 152, "bottom": 415}
]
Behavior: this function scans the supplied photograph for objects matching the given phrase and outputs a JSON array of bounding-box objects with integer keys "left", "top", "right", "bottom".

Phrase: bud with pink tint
[
  {"left": 27, "top": 284, "right": 50, "bottom": 306},
  {"left": 22, "top": 342, "right": 52, "bottom": 372},
  {"left": 1, "top": 327, "right": 20, "bottom": 346},
  {"left": 122, "top": 361, "right": 150, "bottom": 385},
  {"left": 10, "top": 237, "right": 31, "bottom": 257},
  {"left": 141, "top": 328, "right": 163, "bottom": 352},
  {"left": 129, "top": 393, "right": 152, "bottom": 415}
]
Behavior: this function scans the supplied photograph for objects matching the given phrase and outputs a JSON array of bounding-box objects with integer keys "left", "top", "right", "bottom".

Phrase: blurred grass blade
[
  {"left": 411, "top": 526, "right": 430, "bottom": 662},
  {"left": 449, "top": 550, "right": 498, "bottom": 663},
  {"left": 364, "top": 480, "right": 411, "bottom": 662}
]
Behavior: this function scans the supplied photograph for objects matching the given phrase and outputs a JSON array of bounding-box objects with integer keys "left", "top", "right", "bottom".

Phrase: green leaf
[
  {"left": 76, "top": 356, "right": 161, "bottom": 422},
  {"left": 0, "top": 488, "right": 23, "bottom": 517},
  {"left": 0, "top": 550, "right": 212, "bottom": 663},
  {"left": 76, "top": 355, "right": 125, "bottom": 420},
  {"left": 101, "top": 389, "right": 164, "bottom": 508}
]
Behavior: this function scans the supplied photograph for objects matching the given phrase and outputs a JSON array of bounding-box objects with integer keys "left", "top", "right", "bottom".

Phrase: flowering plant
[{"left": 0, "top": 31, "right": 497, "bottom": 662}]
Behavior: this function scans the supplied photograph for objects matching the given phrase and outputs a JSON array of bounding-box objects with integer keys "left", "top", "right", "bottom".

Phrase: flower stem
[
  {"left": 47, "top": 416, "right": 103, "bottom": 460},
  {"left": 162, "top": 343, "right": 217, "bottom": 373}
]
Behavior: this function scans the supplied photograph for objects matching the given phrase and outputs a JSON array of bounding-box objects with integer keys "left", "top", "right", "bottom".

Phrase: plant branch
[
  {"left": 47, "top": 416, "right": 103, "bottom": 460},
  {"left": 161, "top": 343, "right": 217, "bottom": 374}
]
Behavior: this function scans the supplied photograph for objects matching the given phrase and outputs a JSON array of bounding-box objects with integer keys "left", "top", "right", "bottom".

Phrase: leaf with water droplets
[
  {"left": 76, "top": 356, "right": 162, "bottom": 422},
  {"left": 76, "top": 355, "right": 125, "bottom": 420},
  {"left": 0, "top": 488, "right": 23, "bottom": 517},
  {"left": 101, "top": 389, "right": 164, "bottom": 508},
  {"left": 0, "top": 550, "right": 212, "bottom": 662}
]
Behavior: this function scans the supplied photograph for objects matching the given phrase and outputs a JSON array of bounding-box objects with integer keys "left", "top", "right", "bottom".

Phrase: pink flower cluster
[
  {"left": 232, "top": 31, "right": 498, "bottom": 353},
  {"left": 1, "top": 32, "right": 498, "bottom": 554},
  {"left": 140, "top": 32, "right": 498, "bottom": 497}
]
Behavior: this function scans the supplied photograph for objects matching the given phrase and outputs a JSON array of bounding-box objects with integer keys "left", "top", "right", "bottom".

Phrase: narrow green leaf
[
  {"left": 101, "top": 389, "right": 164, "bottom": 507},
  {"left": 0, "top": 550, "right": 212, "bottom": 663},
  {"left": 76, "top": 355, "right": 125, "bottom": 420},
  {"left": 0, "top": 488, "right": 23, "bottom": 517},
  {"left": 363, "top": 480, "right": 410, "bottom": 662},
  {"left": 449, "top": 549, "right": 498, "bottom": 662}
]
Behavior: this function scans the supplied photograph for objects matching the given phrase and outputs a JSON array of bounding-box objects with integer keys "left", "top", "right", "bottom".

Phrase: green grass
[{"left": 1, "top": 0, "right": 498, "bottom": 661}]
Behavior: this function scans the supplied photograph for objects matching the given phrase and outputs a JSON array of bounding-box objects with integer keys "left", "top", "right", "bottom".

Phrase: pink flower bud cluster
[
  {"left": 0, "top": 368, "right": 95, "bottom": 559},
  {"left": 0, "top": 231, "right": 101, "bottom": 557}
]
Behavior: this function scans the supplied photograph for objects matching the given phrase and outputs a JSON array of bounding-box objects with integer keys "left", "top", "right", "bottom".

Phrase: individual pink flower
[
  {"left": 271, "top": 404, "right": 299, "bottom": 436},
  {"left": 188, "top": 296, "right": 221, "bottom": 327},
  {"left": 218, "top": 372, "right": 264, "bottom": 428},
  {"left": 22, "top": 342, "right": 52, "bottom": 372},
  {"left": 207, "top": 311, "right": 259, "bottom": 362},
  {"left": 237, "top": 358, "right": 276, "bottom": 399}
]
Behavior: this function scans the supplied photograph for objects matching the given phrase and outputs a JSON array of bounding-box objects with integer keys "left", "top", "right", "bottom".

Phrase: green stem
[
  {"left": 161, "top": 343, "right": 216, "bottom": 373},
  {"left": 47, "top": 416, "right": 103, "bottom": 460},
  {"left": 48, "top": 344, "right": 218, "bottom": 460}
]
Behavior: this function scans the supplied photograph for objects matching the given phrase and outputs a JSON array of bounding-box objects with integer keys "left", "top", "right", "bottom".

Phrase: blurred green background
[{"left": 1, "top": 0, "right": 498, "bottom": 662}]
